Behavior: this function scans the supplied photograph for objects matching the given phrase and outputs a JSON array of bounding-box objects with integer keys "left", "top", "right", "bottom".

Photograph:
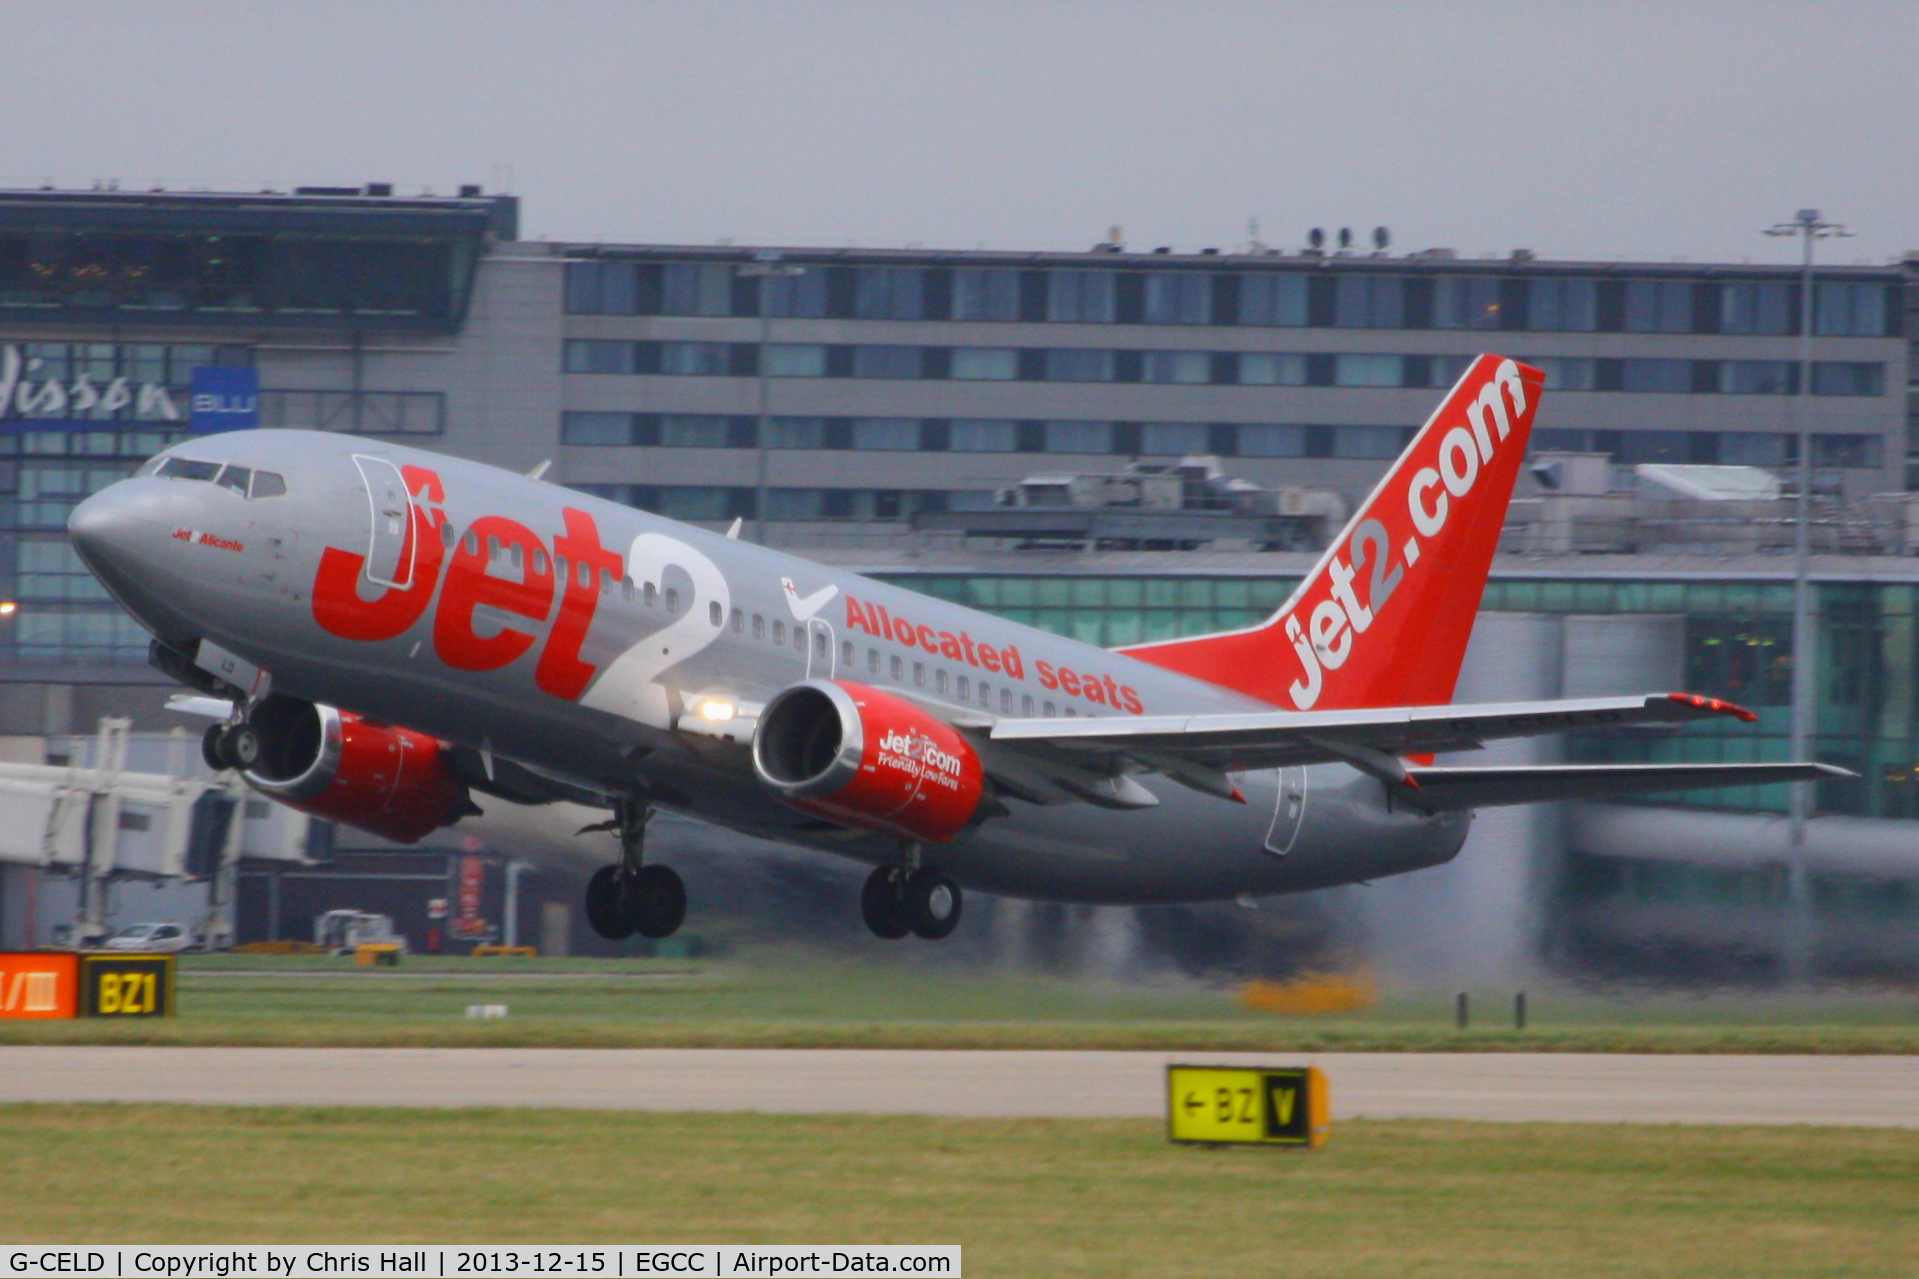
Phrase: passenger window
[
  {"left": 578, "top": 559, "right": 592, "bottom": 588},
  {"left": 956, "top": 675, "right": 970, "bottom": 700},
  {"left": 440, "top": 521, "right": 455, "bottom": 547},
  {"left": 510, "top": 544, "right": 524, "bottom": 571},
  {"left": 665, "top": 588, "right": 679, "bottom": 614},
  {"left": 935, "top": 670, "right": 948, "bottom": 694},
  {"left": 463, "top": 530, "right": 479, "bottom": 555},
  {"left": 1064, "top": 706, "right": 1077, "bottom": 717},
  {"left": 1001, "top": 689, "right": 1014, "bottom": 714},
  {"left": 215, "top": 465, "right": 250, "bottom": 496},
  {"left": 753, "top": 615, "right": 765, "bottom": 639},
  {"left": 622, "top": 576, "right": 636, "bottom": 601},
  {"left": 487, "top": 537, "right": 501, "bottom": 563},
  {"left": 815, "top": 631, "right": 828, "bottom": 658},
  {"left": 732, "top": 608, "right": 745, "bottom": 633},
  {"left": 889, "top": 656, "right": 904, "bottom": 681},
  {"left": 913, "top": 662, "right": 926, "bottom": 688},
  {"left": 645, "top": 582, "right": 658, "bottom": 607},
  {"left": 709, "top": 601, "right": 723, "bottom": 626},
  {"left": 157, "top": 457, "right": 220, "bottom": 481},
  {"left": 549, "top": 554, "right": 562, "bottom": 580},
  {"left": 1043, "top": 701, "right": 1057, "bottom": 717},
  {"left": 867, "top": 648, "right": 879, "bottom": 673},
  {"left": 794, "top": 627, "right": 806, "bottom": 653},
  {"left": 250, "top": 470, "right": 286, "bottom": 498},
  {"left": 841, "top": 640, "right": 854, "bottom": 665},
  {"left": 1022, "top": 695, "right": 1035, "bottom": 716},
  {"left": 772, "top": 620, "right": 785, "bottom": 645}
]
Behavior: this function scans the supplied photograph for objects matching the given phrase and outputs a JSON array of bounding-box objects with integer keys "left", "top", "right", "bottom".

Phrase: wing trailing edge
[{"left": 1395, "top": 762, "right": 1852, "bottom": 812}]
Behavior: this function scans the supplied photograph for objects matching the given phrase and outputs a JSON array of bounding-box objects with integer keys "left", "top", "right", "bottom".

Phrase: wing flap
[{"left": 1396, "top": 762, "right": 1851, "bottom": 812}]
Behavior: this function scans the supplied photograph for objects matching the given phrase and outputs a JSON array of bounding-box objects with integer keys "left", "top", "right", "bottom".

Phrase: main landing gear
[
  {"left": 861, "top": 857, "right": 963, "bottom": 942},
  {"left": 584, "top": 800, "right": 687, "bottom": 941},
  {"left": 202, "top": 719, "right": 259, "bottom": 772}
]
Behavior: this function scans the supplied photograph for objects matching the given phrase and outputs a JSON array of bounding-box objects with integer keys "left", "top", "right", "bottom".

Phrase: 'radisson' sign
[{"left": 0, "top": 344, "right": 182, "bottom": 425}]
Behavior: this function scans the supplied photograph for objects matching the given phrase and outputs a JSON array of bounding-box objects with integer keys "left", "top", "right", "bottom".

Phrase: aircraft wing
[{"left": 974, "top": 692, "right": 1778, "bottom": 807}]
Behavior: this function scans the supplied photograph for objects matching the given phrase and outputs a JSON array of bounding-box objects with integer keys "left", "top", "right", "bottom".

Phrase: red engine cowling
[
  {"left": 241, "top": 696, "right": 467, "bottom": 844},
  {"left": 752, "top": 680, "right": 985, "bottom": 843}
]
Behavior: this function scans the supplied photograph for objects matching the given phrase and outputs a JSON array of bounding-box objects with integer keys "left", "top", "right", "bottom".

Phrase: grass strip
[{"left": 0, "top": 1103, "right": 1913, "bottom": 1277}]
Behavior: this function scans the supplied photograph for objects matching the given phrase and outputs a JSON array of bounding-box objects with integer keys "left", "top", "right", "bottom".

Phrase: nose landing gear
[
  {"left": 861, "top": 862, "right": 963, "bottom": 941},
  {"left": 583, "top": 800, "right": 687, "bottom": 942}
]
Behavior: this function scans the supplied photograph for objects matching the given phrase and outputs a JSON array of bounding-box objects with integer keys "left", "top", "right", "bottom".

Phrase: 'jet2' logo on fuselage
[{"left": 310, "top": 464, "right": 623, "bottom": 702}]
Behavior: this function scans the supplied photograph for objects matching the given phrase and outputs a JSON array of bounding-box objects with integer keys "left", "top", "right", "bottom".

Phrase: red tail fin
[{"left": 1119, "top": 354, "right": 1544, "bottom": 711}]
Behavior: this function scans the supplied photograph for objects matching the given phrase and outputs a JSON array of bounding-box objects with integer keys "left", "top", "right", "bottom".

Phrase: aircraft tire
[
  {"left": 860, "top": 868, "right": 910, "bottom": 940},
  {"left": 903, "top": 869, "right": 962, "bottom": 940},
  {"left": 585, "top": 865, "right": 636, "bottom": 940},
  {"left": 628, "top": 864, "right": 687, "bottom": 940},
  {"left": 229, "top": 726, "right": 263, "bottom": 769},
  {"left": 202, "top": 725, "right": 232, "bottom": 772}
]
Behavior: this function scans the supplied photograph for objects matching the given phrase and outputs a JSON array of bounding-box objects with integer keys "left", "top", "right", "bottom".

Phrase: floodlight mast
[
  {"left": 738, "top": 250, "right": 807, "bottom": 545},
  {"left": 1761, "top": 208, "right": 1853, "bottom": 982}
]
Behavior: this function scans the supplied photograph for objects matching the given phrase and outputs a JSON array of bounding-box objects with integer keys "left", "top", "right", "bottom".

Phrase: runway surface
[{"left": 0, "top": 1047, "right": 1914, "bottom": 1127}]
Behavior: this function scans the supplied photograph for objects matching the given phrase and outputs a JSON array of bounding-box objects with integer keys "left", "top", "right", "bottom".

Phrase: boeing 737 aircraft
[{"left": 66, "top": 355, "right": 1842, "bottom": 942}]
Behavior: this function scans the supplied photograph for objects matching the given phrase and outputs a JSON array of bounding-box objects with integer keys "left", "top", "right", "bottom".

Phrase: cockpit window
[
  {"left": 250, "top": 471, "right": 286, "bottom": 498},
  {"left": 134, "top": 456, "right": 166, "bottom": 478},
  {"left": 215, "top": 465, "right": 251, "bottom": 496},
  {"left": 156, "top": 457, "right": 220, "bottom": 482}
]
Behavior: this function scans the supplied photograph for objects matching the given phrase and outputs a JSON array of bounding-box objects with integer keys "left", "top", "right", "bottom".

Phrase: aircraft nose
[
  {"left": 66, "top": 479, "right": 197, "bottom": 631},
  {"left": 67, "top": 486, "right": 142, "bottom": 572}
]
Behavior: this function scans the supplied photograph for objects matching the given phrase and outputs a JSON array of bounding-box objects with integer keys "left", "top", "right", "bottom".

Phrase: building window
[
  {"left": 654, "top": 487, "right": 743, "bottom": 521},
  {"left": 1429, "top": 354, "right": 1476, "bottom": 388},
  {"left": 1142, "top": 351, "right": 1210, "bottom": 384},
  {"left": 951, "top": 348, "right": 1018, "bottom": 380},
  {"left": 1620, "top": 358, "right": 1691, "bottom": 393},
  {"left": 852, "top": 418, "right": 921, "bottom": 450},
  {"left": 1238, "top": 352, "right": 1308, "bottom": 386},
  {"left": 766, "top": 489, "right": 824, "bottom": 520},
  {"left": 561, "top": 412, "right": 632, "bottom": 446},
  {"left": 659, "top": 415, "right": 731, "bottom": 448},
  {"left": 766, "top": 271, "right": 828, "bottom": 318},
  {"left": 1140, "top": 422, "right": 1209, "bottom": 455},
  {"left": 564, "top": 261, "right": 639, "bottom": 315},
  {"left": 763, "top": 343, "right": 827, "bottom": 377},
  {"left": 1813, "top": 434, "right": 1884, "bottom": 468},
  {"left": 1236, "top": 424, "right": 1307, "bottom": 457},
  {"left": 1433, "top": 276, "right": 1502, "bottom": 330},
  {"left": 658, "top": 342, "right": 731, "bottom": 376},
  {"left": 1615, "top": 430, "right": 1692, "bottom": 463},
  {"left": 1623, "top": 279, "right": 1692, "bottom": 333},
  {"left": 1143, "top": 273, "right": 1212, "bottom": 325},
  {"left": 1044, "top": 349, "right": 1115, "bottom": 382},
  {"left": 950, "top": 419, "right": 1017, "bottom": 452},
  {"left": 1720, "top": 281, "right": 1793, "bottom": 335},
  {"left": 1525, "top": 357, "right": 1596, "bottom": 391},
  {"left": 1334, "top": 354, "right": 1403, "bottom": 387},
  {"left": 1525, "top": 278, "right": 1597, "bottom": 332},
  {"left": 1720, "top": 432, "right": 1791, "bottom": 466},
  {"left": 1333, "top": 276, "right": 1404, "bottom": 328},
  {"left": 1044, "top": 420, "right": 1114, "bottom": 453},
  {"left": 661, "top": 263, "right": 733, "bottom": 317},
  {"left": 852, "top": 345, "right": 924, "bottom": 379},
  {"left": 1815, "top": 283, "right": 1888, "bottom": 337},
  {"left": 854, "top": 267, "right": 924, "bottom": 320},
  {"left": 1811, "top": 362, "right": 1885, "bottom": 397},
  {"left": 1239, "top": 274, "right": 1308, "bottom": 327},
  {"left": 1047, "top": 270, "right": 1116, "bottom": 323},
  {"left": 767, "top": 417, "right": 826, "bottom": 449},
  {"left": 1720, "top": 360, "right": 1797, "bottom": 395},
  {"left": 259, "top": 390, "right": 444, "bottom": 435},
  {"left": 1334, "top": 425, "right": 1409, "bottom": 459},
  {"left": 563, "top": 339, "right": 633, "bottom": 374},
  {"left": 953, "top": 268, "right": 1019, "bottom": 321}
]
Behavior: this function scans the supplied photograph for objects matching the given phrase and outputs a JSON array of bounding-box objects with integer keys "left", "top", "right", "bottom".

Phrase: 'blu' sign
[{"left": 189, "top": 366, "right": 259, "bottom": 433}]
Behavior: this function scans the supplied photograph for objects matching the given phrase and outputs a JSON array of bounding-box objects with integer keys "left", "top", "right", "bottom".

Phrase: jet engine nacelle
[
  {"left": 751, "top": 680, "right": 984, "bottom": 843},
  {"left": 240, "top": 695, "right": 468, "bottom": 844}
]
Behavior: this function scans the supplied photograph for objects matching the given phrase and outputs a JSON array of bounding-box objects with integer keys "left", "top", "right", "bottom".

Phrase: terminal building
[{"left": 0, "top": 185, "right": 1912, "bottom": 981}]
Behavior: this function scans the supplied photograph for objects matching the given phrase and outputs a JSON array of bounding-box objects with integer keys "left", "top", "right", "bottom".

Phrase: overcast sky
[{"left": 6, "top": 1, "right": 1914, "bottom": 265}]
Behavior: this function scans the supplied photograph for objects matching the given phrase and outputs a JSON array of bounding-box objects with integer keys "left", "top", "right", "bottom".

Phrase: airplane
[{"left": 65, "top": 354, "right": 1844, "bottom": 943}]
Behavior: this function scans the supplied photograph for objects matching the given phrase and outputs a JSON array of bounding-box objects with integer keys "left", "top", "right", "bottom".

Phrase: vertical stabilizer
[{"left": 1119, "top": 354, "right": 1545, "bottom": 711}]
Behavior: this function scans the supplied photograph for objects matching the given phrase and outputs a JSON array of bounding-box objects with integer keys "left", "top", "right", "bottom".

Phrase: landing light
[
  {"left": 698, "top": 699, "right": 736, "bottom": 722},
  {"left": 0, "top": 602, "right": 17, "bottom": 616}
]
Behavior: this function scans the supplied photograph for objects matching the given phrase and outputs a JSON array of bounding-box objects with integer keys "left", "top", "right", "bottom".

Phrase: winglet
[{"left": 1668, "top": 692, "right": 1759, "bottom": 723}]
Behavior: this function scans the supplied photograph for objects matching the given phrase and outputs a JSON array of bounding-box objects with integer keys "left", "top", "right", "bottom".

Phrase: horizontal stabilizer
[{"left": 1398, "top": 762, "right": 1853, "bottom": 812}]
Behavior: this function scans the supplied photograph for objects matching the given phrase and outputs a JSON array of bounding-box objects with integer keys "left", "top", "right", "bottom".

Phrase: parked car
[{"left": 101, "top": 922, "right": 193, "bottom": 952}]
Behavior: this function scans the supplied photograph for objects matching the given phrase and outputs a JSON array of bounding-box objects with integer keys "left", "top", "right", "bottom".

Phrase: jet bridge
[{"left": 0, "top": 718, "right": 318, "bottom": 950}]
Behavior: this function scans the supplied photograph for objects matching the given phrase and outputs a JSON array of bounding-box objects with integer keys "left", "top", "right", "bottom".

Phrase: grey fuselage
[{"left": 68, "top": 430, "right": 1469, "bottom": 904}]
